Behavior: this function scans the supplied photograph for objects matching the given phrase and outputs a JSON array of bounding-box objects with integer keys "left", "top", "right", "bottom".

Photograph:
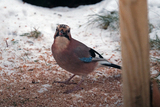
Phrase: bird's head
[
  {"left": 53, "top": 24, "right": 72, "bottom": 51},
  {"left": 54, "top": 24, "right": 71, "bottom": 40}
]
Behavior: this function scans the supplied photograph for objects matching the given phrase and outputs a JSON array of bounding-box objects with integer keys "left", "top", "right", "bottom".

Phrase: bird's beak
[{"left": 59, "top": 30, "right": 64, "bottom": 36}]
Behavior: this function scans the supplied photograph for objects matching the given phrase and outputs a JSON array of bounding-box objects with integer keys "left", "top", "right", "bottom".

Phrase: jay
[{"left": 52, "top": 24, "right": 121, "bottom": 94}]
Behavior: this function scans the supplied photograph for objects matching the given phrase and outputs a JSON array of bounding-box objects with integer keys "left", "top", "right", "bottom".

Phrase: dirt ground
[
  {"left": 0, "top": 60, "right": 122, "bottom": 107},
  {"left": 0, "top": 35, "right": 124, "bottom": 107},
  {"left": 1, "top": 45, "right": 159, "bottom": 107}
]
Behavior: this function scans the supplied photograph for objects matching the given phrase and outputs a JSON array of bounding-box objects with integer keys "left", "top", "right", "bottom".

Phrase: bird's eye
[{"left": 68, "top": 29, "right": 70, "bottom": 33}]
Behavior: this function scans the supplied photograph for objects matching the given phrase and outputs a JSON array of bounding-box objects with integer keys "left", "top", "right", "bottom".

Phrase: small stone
[{"left": 32, "top": 79, "right": 35, "bottom": 84}]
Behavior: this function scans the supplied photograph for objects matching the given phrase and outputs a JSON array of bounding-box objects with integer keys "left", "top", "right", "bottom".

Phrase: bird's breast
[
  {"left": 54, "top": 36, "right": 70, "bottom": 52},
  {"left": 51, "top": 38, "right": 98, "bottom": 75}
]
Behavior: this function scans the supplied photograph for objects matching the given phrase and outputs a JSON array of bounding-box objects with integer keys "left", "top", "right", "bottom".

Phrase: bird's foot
[
  {"left": 53, "top": 74, "right": 76, "bottom": 85},
  {"left": 53, "top": 80, "right": 77, "bottom": 85},
  {"left": 63, "top": 86, "right": 83, "bottom": 94}
]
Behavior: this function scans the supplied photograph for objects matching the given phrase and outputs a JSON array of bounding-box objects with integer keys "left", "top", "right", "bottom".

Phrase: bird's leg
[
  {"left": 64, "top": 76, "right": 85, "bottom": 94},
  {"left": 53, "top": 74, "right": 76, "bottom": 85}
]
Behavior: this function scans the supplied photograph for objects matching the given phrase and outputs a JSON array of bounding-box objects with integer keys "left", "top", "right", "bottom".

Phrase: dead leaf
[
  {"left": 23, "top": 65, "right": 27, "bottom": 68},
  {"left": 0, "top": 66, "right": 2, "bottom": 70}
]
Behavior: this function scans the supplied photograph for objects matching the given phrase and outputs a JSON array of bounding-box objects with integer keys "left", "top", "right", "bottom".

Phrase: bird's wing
[
  {"left": 88, "top": 48, "right": 121, "bottom": 69},
  {"left": 89, "top": 48, "right": 103, "bottom": 58},
  {"left": 89, "top": 48, "right": 110, "bottom": 63},
  {"left": 71, "top": 40, "right": 121, "bottom": 69},
  {"left": 71, "top": 39, "right": 109, "bottom": 62},
  {"left": 73, "top": 45, "right": 108, "bottom": 63}
]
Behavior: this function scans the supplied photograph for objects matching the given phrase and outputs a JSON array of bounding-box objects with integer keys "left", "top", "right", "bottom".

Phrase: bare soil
[{"left": 0, "top": 60, "right": 122, "bottom": 107}]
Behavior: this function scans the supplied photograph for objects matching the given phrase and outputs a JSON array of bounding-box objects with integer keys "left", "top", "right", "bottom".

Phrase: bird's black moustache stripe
[
  {"left": 55, "top": 32, "right": 70, "bottom": 40},
  {"left": 64, "top": 34, "right": 70, "bottom": 40}
]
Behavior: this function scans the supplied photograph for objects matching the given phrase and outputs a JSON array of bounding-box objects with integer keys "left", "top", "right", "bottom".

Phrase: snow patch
[{"left": 38, "top": 84, "right": 51, "bottom": 93}]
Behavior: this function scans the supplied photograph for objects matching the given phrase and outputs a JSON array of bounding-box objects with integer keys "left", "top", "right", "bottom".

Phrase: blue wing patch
[{"left": 79, "top": 57, "right": 92, "bottom": 63}]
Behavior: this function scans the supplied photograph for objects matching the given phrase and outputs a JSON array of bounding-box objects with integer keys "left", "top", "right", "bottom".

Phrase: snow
[
  {"left": 0, "top": 0, "right": 121, "bottom": 75},
  {"left": 151, "top": 69, "right": 158, "bottom": 75},
  {"left": 38, "top": 87, "right": 48, "bottom": 93},
  {"left": 157, "top": 75, "right": 160, "bottom": 80},
  {"left": 38, "top": 84, "right": 51, "bottom": 93},
  {"left": 71, "top": 94, "right": 83, "bottom": 98},
  {"left": 0, "top": 0, "right": 160, "bottom": 80}
]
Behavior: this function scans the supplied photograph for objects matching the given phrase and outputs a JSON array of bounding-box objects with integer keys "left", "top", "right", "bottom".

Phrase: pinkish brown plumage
[{"left": 51, "top": 24, "right": 121, "bottom": 93}]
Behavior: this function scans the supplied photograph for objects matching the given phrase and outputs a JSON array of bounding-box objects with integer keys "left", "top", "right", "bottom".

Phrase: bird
[{"left": 51, "top": 24, "right": 121, "bottom": 94}]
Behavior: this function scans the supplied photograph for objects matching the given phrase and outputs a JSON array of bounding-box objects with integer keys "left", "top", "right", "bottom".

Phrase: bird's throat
[{"left": 54, "top": 36, "right": 69, "bottom": 51}]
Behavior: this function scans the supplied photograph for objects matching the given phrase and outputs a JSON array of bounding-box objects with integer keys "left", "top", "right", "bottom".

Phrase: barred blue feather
[{"left": 79, "top": 57, "right": 92, "bottom": 63}]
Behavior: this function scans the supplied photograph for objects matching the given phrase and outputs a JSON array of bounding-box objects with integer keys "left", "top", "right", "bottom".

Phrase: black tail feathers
[{"left": 102, "top": 63, "right": 122, "bottom": 69}]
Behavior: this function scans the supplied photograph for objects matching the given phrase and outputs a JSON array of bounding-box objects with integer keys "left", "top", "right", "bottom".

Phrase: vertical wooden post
[{"left": 119, "top": 0, "right": 150, "bottom": 107}]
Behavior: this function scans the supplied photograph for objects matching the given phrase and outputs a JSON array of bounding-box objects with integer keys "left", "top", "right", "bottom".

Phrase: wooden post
[{"left": 119, "top": 0, "right": 150, "bottom": 107}]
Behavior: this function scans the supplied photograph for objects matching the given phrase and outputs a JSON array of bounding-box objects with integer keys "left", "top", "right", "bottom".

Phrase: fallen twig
[{"left": 5, "top": 40, "right": 8, "bottom": 47}]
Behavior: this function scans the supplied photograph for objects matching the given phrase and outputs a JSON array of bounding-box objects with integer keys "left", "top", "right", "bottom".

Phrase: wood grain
[{"left": 119, "top": 0, "right": 150, "bottom": 107}]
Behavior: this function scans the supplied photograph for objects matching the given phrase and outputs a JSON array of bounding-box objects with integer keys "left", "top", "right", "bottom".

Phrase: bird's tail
[
  {"left": 98, "top": 61, "right": 122, "bottom": 69},
  {"left": 92, "top": 58, "right": 121, "bottom": 69}
]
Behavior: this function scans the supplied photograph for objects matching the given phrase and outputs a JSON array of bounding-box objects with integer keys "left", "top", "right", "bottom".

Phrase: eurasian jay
[{"left": 52, "top": 24, "right": 121, "bottom": 94}]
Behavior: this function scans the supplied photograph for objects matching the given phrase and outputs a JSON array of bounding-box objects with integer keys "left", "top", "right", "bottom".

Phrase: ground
[
  {"left": 0, "top": 0, "right": 160, "bottom": 106},
  {"left": 0, "top": 32, "right": 160, "bottom": 107},
  {"left": 0, "top": 49, "right": 122, "bottom": 107}
]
